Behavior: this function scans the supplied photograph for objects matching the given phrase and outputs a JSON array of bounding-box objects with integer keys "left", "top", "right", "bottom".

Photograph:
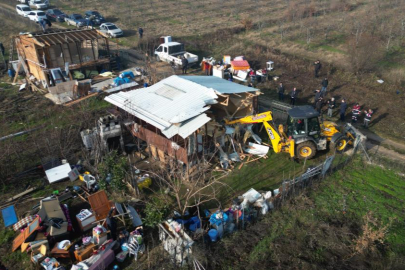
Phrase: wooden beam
[
  {"left": 63, "top": 92, "right": 98, "bottom": 107},
  {"left": 90, "top": 40, "right": 96, "bottom": 60},
  {"left": 12, "top": 63, "right": 21, "bottom": 84}
]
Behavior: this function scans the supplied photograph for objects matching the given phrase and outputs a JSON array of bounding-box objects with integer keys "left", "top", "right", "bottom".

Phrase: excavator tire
[
  {"left": 332, "top": 135, "right": 349, "bottom": 153},
  {"left": 296, "top": 141, "right": 316, "bottom": 160}
]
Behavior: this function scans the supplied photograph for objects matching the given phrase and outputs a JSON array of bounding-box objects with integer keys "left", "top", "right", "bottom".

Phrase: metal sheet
[
  {"left": 181, "top": 75, "right": 258, "bottom": 94},
  {"left": 45, "top": 163, "right": 71, "bottom": 183}
]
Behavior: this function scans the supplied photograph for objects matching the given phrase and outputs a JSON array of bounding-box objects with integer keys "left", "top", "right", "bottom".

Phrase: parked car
[
  {"left": 26, "top": 10, "right": 47, "bottom": 22},
  {"left": 28, "top": 0, "right": 48, "bottom": 10},
  {"left": 16, "top": 0, "right": 28, "bottom": 4},
  {"left": 65, "top": 14, "right": 88, "bottom": 27},
  {"left": 84, "top": 10, "right": 105, "bottom": 25},
  {"left": 99, "top": 23, "right": 123, "bottom": 38},
  {"left": 16, "top": 4, "right": 32, "bottom": 17},
  {"left": 46, "top": 9, "right": 67, "bottom": 22}
]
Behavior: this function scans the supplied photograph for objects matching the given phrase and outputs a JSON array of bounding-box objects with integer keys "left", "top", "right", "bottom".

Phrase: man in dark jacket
[
  {"left": 340, "top": 99, "right": 347, "bottom": 122},
  {"left": 314, "top": 60, "right": 321, "bottom": 77},
  {"left": 321, "top": 78, "right": 328, "bottom": 96},
  {"left": 315, "top": 97, "right": 323, "bottom": 114},
  {"left": 314, "top": 89, "right": 321, "bottom": 105},
  {"left": 0, "top": 42, "right": 4, "bottom": 57},
  {"left": 278, "top": 82, "right": 285, "bottom": 101},
  {"left": 138, "top": 27, "right": 144, "bottom": 38},
  {"left": 181, "top": 57, "right": 188, "bottom": 74},
  {"left": 290, "top": 87, "right": 298, "bottom": 105}
]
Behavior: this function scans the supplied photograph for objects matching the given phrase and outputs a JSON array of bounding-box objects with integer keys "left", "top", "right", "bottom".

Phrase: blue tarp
[
  {"left": 113, "top": 77, "right": 126, "bottom": 86},
  {"left": 120, "top": 71, "right": 135, "bottom": 79},
  {"left": 1, "top": 205, "right": 18, "bottom": 227}
]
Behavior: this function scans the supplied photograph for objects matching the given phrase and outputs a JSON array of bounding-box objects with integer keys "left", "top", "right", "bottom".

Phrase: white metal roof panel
[{"left": 179, "top": 75, "right": 259, "bottom": 94}]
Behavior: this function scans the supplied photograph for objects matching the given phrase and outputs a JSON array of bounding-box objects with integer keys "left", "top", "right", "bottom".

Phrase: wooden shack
[{"left": 14, "top": 29, "right": 111, "bottom": 89}]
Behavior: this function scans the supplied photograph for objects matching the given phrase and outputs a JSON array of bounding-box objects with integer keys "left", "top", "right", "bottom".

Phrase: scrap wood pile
[
  {"left": 1, "top": 159, "right": 146, "bottom": 270},
  {"left": 213, "top": 123, "right": 269, "bottom": 172}
]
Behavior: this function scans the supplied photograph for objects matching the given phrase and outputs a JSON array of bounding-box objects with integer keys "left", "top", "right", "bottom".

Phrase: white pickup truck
[{"left": 154, "top": 42, "right": 198, "bottom": 66}]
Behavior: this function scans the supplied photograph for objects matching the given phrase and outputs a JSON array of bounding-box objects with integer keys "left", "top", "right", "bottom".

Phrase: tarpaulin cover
[
  {"left": 1, "top": 205, "right": 18, "bottom": 227},
  {"left": 231, "top": 60, "right": 250, "bottom": 70}
]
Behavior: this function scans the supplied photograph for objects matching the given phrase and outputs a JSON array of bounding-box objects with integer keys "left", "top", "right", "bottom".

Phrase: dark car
[
  {"left": 84, "top": 10, "right": 105, "bottom": 25},
  {"left": 45, "top": 9, "right": 67, "bottom": 22},
  {"left": 66, "top": 14, "right": 88, "bottom": 27}
]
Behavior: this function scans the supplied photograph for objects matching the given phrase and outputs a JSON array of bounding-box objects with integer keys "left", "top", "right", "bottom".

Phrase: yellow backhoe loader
[{"left": 225, "top": 105, "right": 362, "bottom": 160}]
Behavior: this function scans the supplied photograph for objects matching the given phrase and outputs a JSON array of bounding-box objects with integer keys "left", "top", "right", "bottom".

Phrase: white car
[
  {"left": 26, "top": 10, "right": 47, "bottom": 22},
  {"left": 29, "top": 0, "right": 48, "bottom": 10},
  {"left": 16, "top": 4, "right": 32, "bottom": 17},
  {"left": 99, "top": 23, "right": 123, "bottom": 38}
]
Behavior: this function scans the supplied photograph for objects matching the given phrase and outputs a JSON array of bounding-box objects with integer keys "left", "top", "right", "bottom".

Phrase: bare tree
[{"left": 146, "top": 156, "right": 230, "bottom": 216}]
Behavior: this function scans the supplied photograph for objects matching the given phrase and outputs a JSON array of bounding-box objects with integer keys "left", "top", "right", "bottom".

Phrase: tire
[
  {"left": 296, "top": 141, "right": 317, "bottom": 160},
  {"left": 332, "top": 135, "right": 349, "bottom": 153}
]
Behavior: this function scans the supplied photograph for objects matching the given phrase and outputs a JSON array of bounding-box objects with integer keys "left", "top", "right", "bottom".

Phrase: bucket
[{"left": 208, "top": 229, "right": 218, "bottom": 242}]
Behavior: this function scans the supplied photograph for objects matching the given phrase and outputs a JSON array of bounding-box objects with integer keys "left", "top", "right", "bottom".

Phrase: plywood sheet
[{"left": 88, "top": 191, "right": 110, "bottom": 221}]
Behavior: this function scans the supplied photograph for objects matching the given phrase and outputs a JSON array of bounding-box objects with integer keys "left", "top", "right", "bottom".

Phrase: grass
[{"left": 246, "top": 159, "right": 405, "bottom": 265}]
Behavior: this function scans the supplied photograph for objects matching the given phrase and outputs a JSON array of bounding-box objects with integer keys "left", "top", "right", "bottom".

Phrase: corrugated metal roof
[
  {"left": 105, "top": 75, "right": 218, "bottom": 139},
  {"left": 179, "top": 75, "right": 258, "bottom": 94},
  {"left": 26, "top": 29, "right": 102, "bottom": 46}
]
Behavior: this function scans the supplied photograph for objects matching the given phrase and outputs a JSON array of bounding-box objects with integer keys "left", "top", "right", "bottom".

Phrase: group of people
[
  {"left": 277, "top": 82, "right": 298, "bottom": 105},
  {"left": 275, "top": 60, "right": 374, "bottom": 128},
  {"left": 312, "top": 79, "right": 373, "bottom": 128}
]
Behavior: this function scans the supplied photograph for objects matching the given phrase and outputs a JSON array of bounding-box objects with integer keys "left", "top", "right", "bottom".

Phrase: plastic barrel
[{"left": 208, "top": 229, "right": 218, "bottom": 242}]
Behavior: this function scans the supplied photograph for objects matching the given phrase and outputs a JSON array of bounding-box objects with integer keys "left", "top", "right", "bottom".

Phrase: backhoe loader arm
[{"left": 225, "top": 111, "right": 295, "bottom": 158}]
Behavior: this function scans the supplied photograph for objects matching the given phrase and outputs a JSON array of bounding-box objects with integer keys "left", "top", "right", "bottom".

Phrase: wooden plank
[
  {"left": 63, "top": 92, "right": 98, "bottom": 107},
  {"left": 5, "top": 187, "right": 36, "bottom": 203}
]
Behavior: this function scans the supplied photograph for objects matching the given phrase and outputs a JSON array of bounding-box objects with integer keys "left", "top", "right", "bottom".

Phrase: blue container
[{"left": 208, "top": 229, "right": 218, "bottom": 242}]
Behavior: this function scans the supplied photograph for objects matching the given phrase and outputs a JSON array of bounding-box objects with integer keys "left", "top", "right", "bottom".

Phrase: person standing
[
  {"left": 314, "top": 60, "right": 322, "bottom": 77},
  {"left": 278, "top": 82, "right": 285, "bottom": 101},
  {"left": 363, "top": 109, "right": 373, "bottom": 128},
  {"left": 290, "top": 87, "right": 298, "bottom": 106},
  {"left": 0, "top": 42, "right": 5, "bottom": 57},
  {"left": 39, "top": 18, "right": 46, "bottom": 32},
  {"left": 87, "top": 15, "right": 95, "bottom": 28},
  {"left": 138, "top": 27, "right": 144, "bottom": 38},
  {"left": 351, "top": 103, "right": 361, "bottom": 123},
  {"left": 314, "top": 89, "right": 321, "bottom": 105},
  {"left": 315, "top": 97, "right": 323, "bottom": 114},
  {"left": 181, "top": 56, "right": 188, "bottom": 74},
  {"left": 340, "top": 99, "right": 347, "bottom": 122},
  {"left": 327, "top": 97, "right": 335, "bottom": 117},
  {"left": 321, "top": 78, "right": 328, "bottom": 96}
]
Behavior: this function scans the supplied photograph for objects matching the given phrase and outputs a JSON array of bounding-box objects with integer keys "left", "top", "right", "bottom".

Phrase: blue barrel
[{"left": 208, "top": 229, "right": 218, "bottom": 242}]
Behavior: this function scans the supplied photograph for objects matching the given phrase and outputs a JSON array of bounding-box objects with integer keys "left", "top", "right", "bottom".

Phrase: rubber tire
[
  {"left": 296, "top": 141, "right": 317, "bottom": 160},
  {"left": 332, "top": 135, "right": 349, "bottom": 153}
]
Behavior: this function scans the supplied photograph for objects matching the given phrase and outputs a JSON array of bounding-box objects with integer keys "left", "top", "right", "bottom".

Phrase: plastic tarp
[
  {"left": 231, "top": 60, "right": 250, "bottom": 71},
  {"left": 1, "top": 205, "right": 18, "bottom": 227}
]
